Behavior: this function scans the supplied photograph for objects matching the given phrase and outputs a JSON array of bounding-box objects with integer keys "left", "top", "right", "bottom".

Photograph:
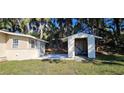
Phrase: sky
[
  {"left": 72, "top": 18, "right": 78, "bottom": 27},
  {"left": 51, "top": 18, "right": 124, "bottom": 33},
  {"left": 51, "top": 18, "right": 78, "bottom": 28}
]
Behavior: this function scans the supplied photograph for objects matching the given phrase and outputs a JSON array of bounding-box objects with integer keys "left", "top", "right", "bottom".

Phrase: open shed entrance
[{"left": 75, "top": 38, "right": 88, "bottom": 57}]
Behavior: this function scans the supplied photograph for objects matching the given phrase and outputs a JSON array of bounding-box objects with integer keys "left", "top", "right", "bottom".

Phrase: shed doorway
[{"left": 75, "top": 38, "right": 88, "bottom": 57}]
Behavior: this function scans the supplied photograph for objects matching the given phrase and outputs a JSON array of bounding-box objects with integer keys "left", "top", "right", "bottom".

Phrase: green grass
[
  {"left": 96, "top": 53, "right": 124, "bottom": 61},
  {"left": 0, "top": 54, "right": 124, "bottom": 75}
]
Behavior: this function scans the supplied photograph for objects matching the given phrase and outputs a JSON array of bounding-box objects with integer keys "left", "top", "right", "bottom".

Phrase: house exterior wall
[
  {"left": 6, "top": 49, "right": 39, "bottom": 60},
  {"left": 0, "top": 33, "right": 7, "bottom": 57},
  {"left": 40, "top": 41, "right": 45, "bottom": 56},
  {"left": 0, "top": 33, "right": 46, "bottom": 61},
  {"left": 36, "top": 41, "right": 45, "bottom": 57},
  {"left": 6, "top": 35, "right": 29, "bottom": 49}
]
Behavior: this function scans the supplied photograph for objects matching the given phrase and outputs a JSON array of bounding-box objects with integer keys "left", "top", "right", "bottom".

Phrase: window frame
[
  {"left": 29, "top": 39, "right": 35, "bottom": 48},
  {"left": 12, "top": 39, "right": 19, "bottom": 48}
]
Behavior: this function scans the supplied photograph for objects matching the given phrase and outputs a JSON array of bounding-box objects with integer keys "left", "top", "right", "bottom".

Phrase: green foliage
[
  {"left": 0, "top": 19, "right": 12, "bottom": 30},
  {"left": 0, "top": 18, "right": 124, "bottom": 53}
]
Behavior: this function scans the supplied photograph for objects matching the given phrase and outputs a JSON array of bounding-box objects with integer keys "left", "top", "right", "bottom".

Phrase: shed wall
[
  {"left": 68, "top": 37, "right": 75, "bottom": 58},
  {"left": 88, "top": 35, "right": 96, "bottom": 58},
  {"left": 68, "top": 34, "right": 96, "bottom": 58}
]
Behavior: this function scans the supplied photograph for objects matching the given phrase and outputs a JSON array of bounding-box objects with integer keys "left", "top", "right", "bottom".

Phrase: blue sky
[
  {"left": 51, "top": 18, "right": 124, "bottom": 33},
  {"left": 51, "top": 18, "right": 91, "bottom": 33},
  {"left": 51, "top": 18, "right": 78, "bottom": 28},
  {"left": 72, "top": 18, "right": 78, "bottom": 27}
]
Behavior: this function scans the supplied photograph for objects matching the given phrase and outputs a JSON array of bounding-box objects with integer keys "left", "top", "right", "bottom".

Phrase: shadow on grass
[
  {"left": 101, "top": 62, "right": 124, "bottom": 66},
  {"left": 96, "top": 53, "right": 124, "bottom": 61},
  {"left": 41, "top": 59, "right": 50, "bottom": 61},
  {"left": 41, "top": 59, "right": 62, "bottom": 64}
]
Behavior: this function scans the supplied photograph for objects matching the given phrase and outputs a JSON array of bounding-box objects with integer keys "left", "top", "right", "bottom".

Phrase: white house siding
[
  {"left": 0, "top": 31, "right": 46, "bottom": 61},
  {"left": 6, "top": 35, "right": 29, "bottom": 49},
  {"left": 36, "top": 41, "right": 45, "bottom": 57},
  {"left": 6, "top": 49, "right": 39, "bottom": 60},
  {"left": 0, "top": 33, "right": 7, "bottom": 57},
  {"left": 40, "top": 42, "right": 45, "bottom": 56},
  {"left": 6, "top": 38, "right": 45, "bottom": 60}
]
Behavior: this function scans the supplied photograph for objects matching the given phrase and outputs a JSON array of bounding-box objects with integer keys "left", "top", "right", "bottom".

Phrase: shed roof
[
  {"left": 61, "top": 32, "right": 102, "bottom": 41},
  {"left": 0, "top": 30, "right": 48, "bottom": 43}
]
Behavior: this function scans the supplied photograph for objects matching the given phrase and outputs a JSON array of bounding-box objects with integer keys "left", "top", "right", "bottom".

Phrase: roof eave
[{"left": 0, "top": 30, "right": 48, "bottom": 43}]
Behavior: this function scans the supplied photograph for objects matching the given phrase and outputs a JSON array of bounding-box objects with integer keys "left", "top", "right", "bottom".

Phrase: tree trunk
[{"left": 114, "top": 18, "right": 121, "bottom": 36}]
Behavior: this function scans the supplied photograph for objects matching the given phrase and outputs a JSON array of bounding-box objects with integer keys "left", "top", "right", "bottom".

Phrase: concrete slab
[
  {"left": 38, "top": 54, "right": 73, "bottom": 60},
  {"left": 74, "top": 56, "right": 87, "bottom": 62},
  {"left": 37, "top": 54, "right": 87, "bottom": 61}
]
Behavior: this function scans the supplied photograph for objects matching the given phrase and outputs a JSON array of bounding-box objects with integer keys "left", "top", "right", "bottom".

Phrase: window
[
  {"left": 13, "top": 39, "right": 18, "bottom": 48},
  {"left": 29, "top": 39, "right": 35, "bottom": 48}
]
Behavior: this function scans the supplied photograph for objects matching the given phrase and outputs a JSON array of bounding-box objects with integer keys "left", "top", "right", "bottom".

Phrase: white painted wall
[
  {"left": 0, "top": 32, "right": 46, "bottom": 61},
  {"left": 0, "top": 33, "right": 7, "bottom": 57},
  {"left": 88, "top": 35, "right": 96, "bottom": 58},
  {"left": 68, "top": 37, "right": 75, "bottom": 58},
  {"left": 37, "top": 41, "right": 45, "bottom": 57},
  {"left": 6, "top": 41, "right": 46, "bottom": 60},
  {"left": 6, "top": 49, "right": 39, "bottom": 60}
]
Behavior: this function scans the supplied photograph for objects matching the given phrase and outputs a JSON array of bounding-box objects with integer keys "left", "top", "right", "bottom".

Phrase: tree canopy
[{"left": 0, "top": 18, "right": 124, "bottom": 53}]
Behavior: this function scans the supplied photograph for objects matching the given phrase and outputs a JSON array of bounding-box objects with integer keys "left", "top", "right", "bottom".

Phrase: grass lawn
[{"left": 0, "top": 54, "right": 124, "bottom": 75}]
